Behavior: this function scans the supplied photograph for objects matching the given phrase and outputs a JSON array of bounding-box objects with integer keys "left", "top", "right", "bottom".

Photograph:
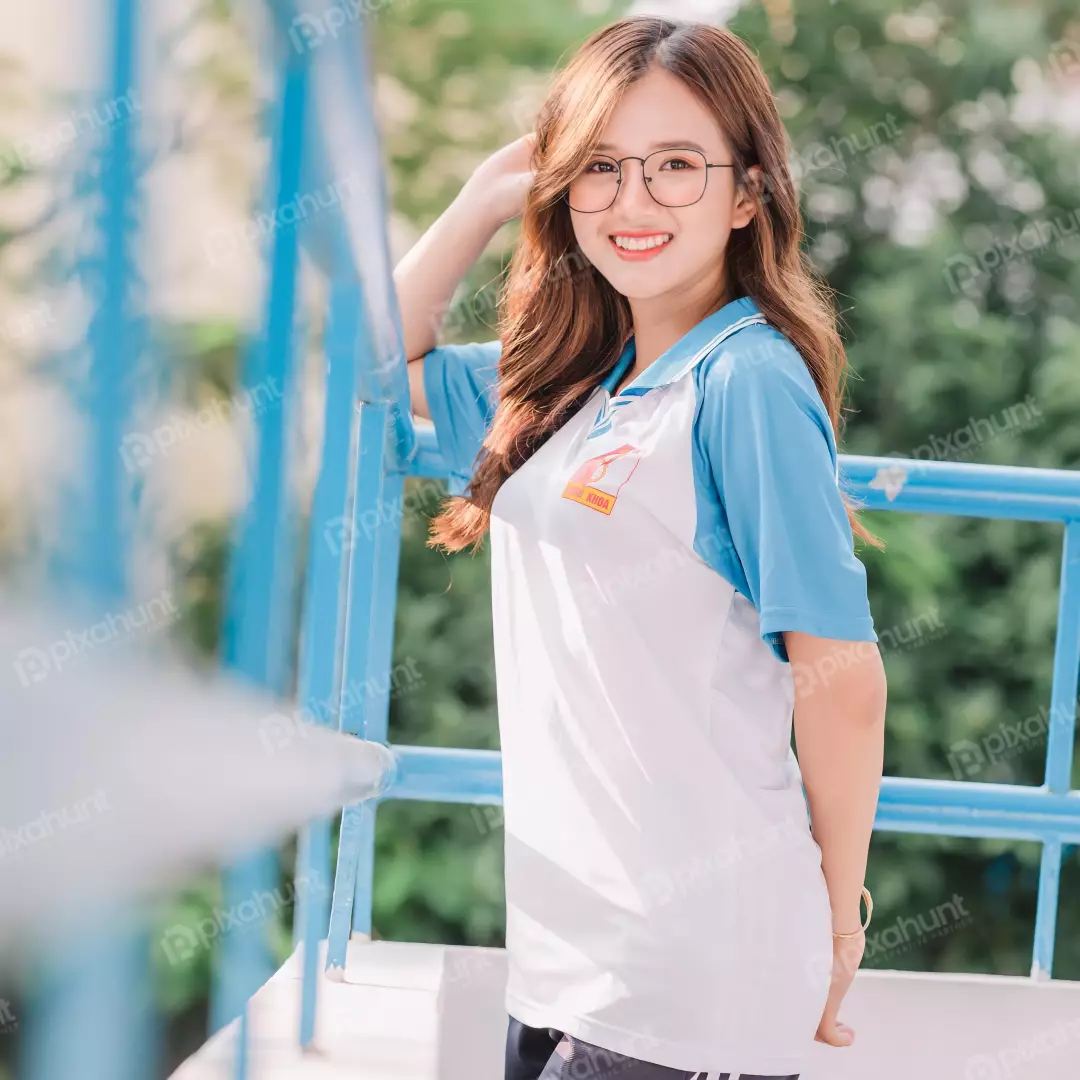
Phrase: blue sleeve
[
  {"left": 421, "top": 339, "right": 501, "bottom": 479},
  {"left": 693, "top": 334, "right": 877, "bottom": 663}
]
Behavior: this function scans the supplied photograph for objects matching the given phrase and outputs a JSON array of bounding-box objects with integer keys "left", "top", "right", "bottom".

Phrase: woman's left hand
[{"left": 813, "top": 932, "right": 865, "bottom": 1047}]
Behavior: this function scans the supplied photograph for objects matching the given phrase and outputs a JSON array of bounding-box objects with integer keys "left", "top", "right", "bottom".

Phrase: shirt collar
[{"left": 601, "top": 295, "right": 764, "bottom": 398}]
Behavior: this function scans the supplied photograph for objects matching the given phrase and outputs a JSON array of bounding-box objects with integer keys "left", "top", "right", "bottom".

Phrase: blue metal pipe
[
  {"left": 82, "top": 0, "right": 137, "bottom": 604},
  {"left": 1032, "top": 841, "right": 1063, "bottom": 979},
  {"left": 284, "top": 0, "right": 415, "bottom": 459},
  {"left": 325, "top": 399, "right": 391, "bottom": 973},
  {"left": 406, "top": 443, "right": 1080, "bottom": 517},
  {"left": 211, "top": 37, "right": 308, "bottom": 1071},
  {"left": 840, "top": 455, "right": 1080, "bottom": 522},
  {"left": 1044, "top": 522, "right": 1080, "bottom": 795},
  {"left": 1030, "top": 521, "right": 1080, "bottom": 977},
  {"left": 385, "top": 746, "right": 504, "bottom": 805},
  {"left": 294, "top": 277, "right": 362, "bottom": 1045},
  {"left": 385, "top": 746, "right": 1080, "bottom": 839},
  {"left": 22, "top": 923, "right": 156, "bottom": 1080},
  {"left": 351, "top": 469, "right": 405, "bottom": 938},
  {"left": 24, "top": 1, "right": 146, "bottom": 1078}
]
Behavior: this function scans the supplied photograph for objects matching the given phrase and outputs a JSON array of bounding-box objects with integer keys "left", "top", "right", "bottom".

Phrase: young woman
[{"left": 396, "top": 16, "right": 887, "bottom": 1080}]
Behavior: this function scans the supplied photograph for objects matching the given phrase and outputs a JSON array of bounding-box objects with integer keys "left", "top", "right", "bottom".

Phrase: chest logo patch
[{"left": 561, "top": 443, "right": 641, "bottom": 515}]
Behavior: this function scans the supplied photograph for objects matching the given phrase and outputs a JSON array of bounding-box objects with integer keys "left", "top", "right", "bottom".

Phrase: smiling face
[{"left": 568, "top": 65, "right": 757, "bottom": 307}]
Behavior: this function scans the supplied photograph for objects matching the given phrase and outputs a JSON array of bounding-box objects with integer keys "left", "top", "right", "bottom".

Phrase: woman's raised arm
[{"left": 397, "top": 133, "right": 536, "bottom": 419}]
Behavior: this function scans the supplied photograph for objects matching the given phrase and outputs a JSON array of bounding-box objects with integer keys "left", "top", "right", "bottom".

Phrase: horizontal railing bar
[
  {"left": 386, "top": 745, "right": 504, "bottom": 803},
  {"left": 387, "top": 745, "right": 1080, "bottom": 841},
  {"left": 840, "top": 456, "right": 1080, "bottom": 522},
  {"left": 880, "top": 775, "right": 1076, "bottom": 813},
  {"left": 873, "top": 808, "right": 1080, "bottom": 844},
  {"left": 875, "top": 776, "right": 1080, "bottom": 843},
  {"left": 403, "top": 438, "right": 1080, "bottom": 522}
]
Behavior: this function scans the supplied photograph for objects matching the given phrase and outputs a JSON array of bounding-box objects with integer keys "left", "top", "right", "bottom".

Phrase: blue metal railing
[
  {"left": 21, "top": 1, "right": 147, "bottom": 1078},
  {"left": 10, "top": 1, "right": 1079, "bottom": 1078}
]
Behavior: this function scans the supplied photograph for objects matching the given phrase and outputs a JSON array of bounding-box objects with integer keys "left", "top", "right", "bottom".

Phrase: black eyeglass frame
[{"left": 563, "top": 147, "right": 738, "bottom": 213}]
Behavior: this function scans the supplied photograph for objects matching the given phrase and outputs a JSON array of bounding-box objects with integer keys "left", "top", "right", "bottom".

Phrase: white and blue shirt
[{"left": 422, "top": 295, "right": 877, "bottom": 1076}]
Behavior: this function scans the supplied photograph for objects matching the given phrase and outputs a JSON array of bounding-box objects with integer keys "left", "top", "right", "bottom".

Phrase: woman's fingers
[{"left": 815, "top": 1015, "right": 855, "bottom": 1046}]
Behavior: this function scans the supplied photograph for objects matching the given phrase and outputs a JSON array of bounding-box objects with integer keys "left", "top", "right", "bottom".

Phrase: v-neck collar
[{"left": 601, "top": 295, "right": 764, "bottom": 400}]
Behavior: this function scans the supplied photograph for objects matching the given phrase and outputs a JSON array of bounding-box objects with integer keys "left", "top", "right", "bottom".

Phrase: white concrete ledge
[{"left": 171, "top": 941, "right": 1080, "bottom": 1080}]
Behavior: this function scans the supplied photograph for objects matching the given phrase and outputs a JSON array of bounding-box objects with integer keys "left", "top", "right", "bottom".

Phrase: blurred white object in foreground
[{"left": 0, "top": 600, "right": 394, "bottom": 959}]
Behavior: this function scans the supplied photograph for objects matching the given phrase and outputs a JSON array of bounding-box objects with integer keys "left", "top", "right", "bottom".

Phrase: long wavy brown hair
[{"left": 427, "top": 15, "right": 880, "bottom": 555}]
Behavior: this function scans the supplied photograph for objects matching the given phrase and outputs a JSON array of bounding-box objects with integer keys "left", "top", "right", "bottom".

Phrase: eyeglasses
[{"left": 565, "top": 147, "right": 736, "bottom": 213}]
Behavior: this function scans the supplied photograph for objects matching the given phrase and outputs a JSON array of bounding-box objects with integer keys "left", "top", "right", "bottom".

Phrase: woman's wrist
[
  {"left": 455, "top": 177, "right": 513, "bottom": 236},
  {"left": 826, "top": 887, "right": 865, "bottom": 933},
  {"left": 831, "top": 913, "right": 865, "bottom": 936}
]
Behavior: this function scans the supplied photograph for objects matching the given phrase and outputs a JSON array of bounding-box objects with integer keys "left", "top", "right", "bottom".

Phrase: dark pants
[{"left": 505, "top": 1016, "right": 800, "bottom": 1080}]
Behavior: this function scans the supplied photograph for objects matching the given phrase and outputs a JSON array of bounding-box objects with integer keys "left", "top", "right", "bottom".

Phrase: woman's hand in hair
[{"left": 462, "top": 132, "right": 537, "bottom": 228}]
